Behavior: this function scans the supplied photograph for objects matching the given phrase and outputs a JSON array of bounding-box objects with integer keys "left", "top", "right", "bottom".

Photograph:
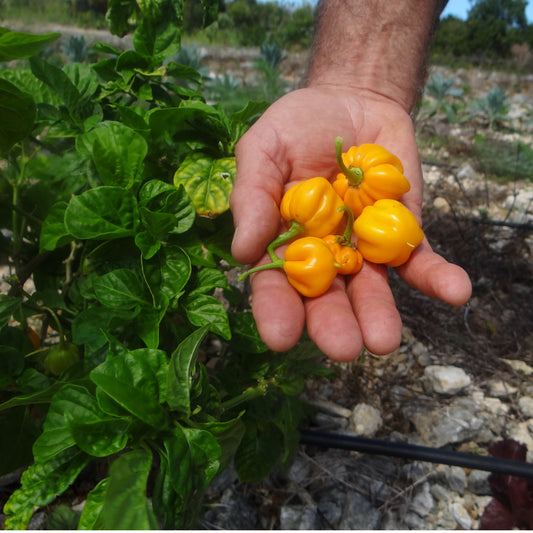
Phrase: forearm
[{"left": 306, "top": 0, "right": 448, "bottom": 112}]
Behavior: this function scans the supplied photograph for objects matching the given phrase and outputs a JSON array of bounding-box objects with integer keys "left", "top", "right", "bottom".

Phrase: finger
[
  {"left": 304, "top": 276, "right": 363, "bottom": 362},
  {"left": 250, "top": 268, "right": 305, "bottom": 353},
  {"left": 230, "top": 127, "right": 287, "bottom": 265},
  {"left": 348, "top": 262, "right": 403, "bottom": 355},
  {"left": 397, "top": 241, "right": 472, "bottom": 306}
]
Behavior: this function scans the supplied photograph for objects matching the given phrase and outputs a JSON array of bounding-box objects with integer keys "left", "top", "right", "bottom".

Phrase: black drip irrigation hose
[{"left": 299, "top": 430, "right": 533, "bottom": 479}]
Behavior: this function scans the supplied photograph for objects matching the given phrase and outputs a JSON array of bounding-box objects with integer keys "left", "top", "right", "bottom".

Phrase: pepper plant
[{"left": 0, "top": 1, "right": 332, "bottom": 529}]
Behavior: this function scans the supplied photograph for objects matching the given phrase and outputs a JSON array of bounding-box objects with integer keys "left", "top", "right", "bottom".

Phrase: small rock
[
  {"left": 424, "top": 365, "right": 471, "bottom": 395},
  {"left": 350, "top": 403, "right": 383, "bottom": 437},
  {"left": 407, "top": 398, "right": 488, "bottom": 447},
  {"left": 457, "top": 162, "right": 477, "bottom": 181},
  {"left": 447, "top": 466, "right": 467, "bottom": 495},
  {"left": 451, "top": 500, "right": 472, "bottom": 530},
  {"left": 433, "top": 196, "right": 451, "bottom": 213},
  {"left": 467, "top": 470, "right": 492, "bottom": 495},
  {"left": 507, "top": 421, "right": 533, "bottom": 462},
  {"left": 279, "top": 505, "right": 317, "bottom": 530},
  {"left": 316, "top": 488, "right": 345, "bottom": 527},
  {"left": 501, "top": 358, "right": 533, "bottom": 376},
  {"left": 518, "top": 396, "right": 533, "bottom": 418},
  {"left": 409, "top": 482, "right": 434, "bottom": 518},
  {"left": 286, "top": 455, "right": 311, "bottom": 484},
  {"left": 430, "top": 484, "right": 452, "bottom": 502},
  {"left": 339, "top": 491, "right": 382, "bottom": 529},
  {"left": 487, "top": 379, "right": 519, "bottom": 398}
]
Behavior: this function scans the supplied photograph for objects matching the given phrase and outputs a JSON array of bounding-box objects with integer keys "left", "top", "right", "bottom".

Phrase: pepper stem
[
  {"left": 338, "top": 205, "right": 355, "bottom": 247},
  {"left": 335, "top": 136, "right": 363, "bottom": 187},
  {"left": 238, "top": 257, "right": 284, "bottom": 281},
  {"left": 266, "top": 220, "right": 305, "bottom": 262}
]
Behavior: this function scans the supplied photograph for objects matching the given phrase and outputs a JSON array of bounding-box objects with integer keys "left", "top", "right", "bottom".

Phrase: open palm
[{"left": 230, "top": 86, "right": 472, "bottom": 361}]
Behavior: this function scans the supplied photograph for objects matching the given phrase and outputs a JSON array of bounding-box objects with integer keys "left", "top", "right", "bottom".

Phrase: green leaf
[
  {"left": 164, "top": 425, "right": 221, "bottom": 507},
  {"left": 0, "top": 78, "right": 36, "bottom": 152},
  {"left": 234, "top": 422, "right": 282, "bottom": 482},
  {"left": 71, "top": 418, "right": 129, "bottom": 457},
  {"left": 3, "top": 447, "right": 89, "bottom": 530},
  {"left": 78, "top": 478, "right": 109, "bottom": 530},
  {"left": 106, "top": 0, "right": 137, "bottom": 36},
  {"left": 72, "top": 306, "right": 140, "bottom": 351},
  {"left": 29, "top": 56, "right": 81, "bottom": 114},
  {"left": 173, "top": 153, "right": 235, "bottom": 217},
  {"left": 64, "top": 186, "right": 139, "bottom": 240},
  {"left": 93, "top": 268, "right": 149, "bottom": 309},
  {"left": 76, "top": 122, "right": 148, "bottom": 188},
  {"left": 101, "top": 449, "right": 158, "bottom": 530},
  {"left": 166, "top": 325, "right": 209, "bottom": 416},
  {"left": 133, "top": 293, "right": 169, "bottom": 349},
  {"left": 45, "top": 504, "right": 80, "bottom": 531},
  {"left": 39, "top": 201, "right": 73, "bottom": 252},
  {"left": 189, "top": 267, "right": 230, "bottom": 297},
  {"left": 33, "top": 384, "right": 105, "bottom": 463},
  {"left": 143, "top": 244, "right": 191, "bottom": 306},
  {"left": 228, "top": 312, "right": 268, "bottom": 354},
  {"left": 185, "top": 293, "right": 231, "bottom": 340},
  {"left": 0, "top": 295, "right": 21, "bottom": 329},
  {"left": 90, "top": 348, "right": 169, "bottom": 427},
  {"left": 138, "top": 180, "right": 196, "bottom": 236},
  {"left": 133, "top": 16, "right": 181, "bottom": 64},
  {"left": 0, "top": 28, "right": 60, "bottom": 61},
  {"left": 0, "top": 407, "right": 41, "bottom": 476}
]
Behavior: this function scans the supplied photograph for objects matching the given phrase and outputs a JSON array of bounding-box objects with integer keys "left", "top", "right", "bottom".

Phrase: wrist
[{"left": 306, "top": 0, "right": 444, "bottom": 113}]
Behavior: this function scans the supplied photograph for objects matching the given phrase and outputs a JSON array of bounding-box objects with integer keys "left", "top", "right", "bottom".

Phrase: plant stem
[
  {"left": 335, "top": 136, "right": 363, "bottom": 187},
  {"left": 221, "top": 381, "right": 270, "bottom": 410}
]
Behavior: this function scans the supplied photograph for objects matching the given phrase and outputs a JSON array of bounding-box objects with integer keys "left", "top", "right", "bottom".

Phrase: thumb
[{"left": 230, "top": 129, "right": 287, "bottom": 265}]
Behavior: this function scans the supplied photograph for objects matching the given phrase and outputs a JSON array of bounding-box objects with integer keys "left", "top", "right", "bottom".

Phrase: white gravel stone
[
  {"left": 349, "top": 403, "right": 383, "bottom": 437},
  {"left": 518, "top": 396, "right": 533, "bottom": 418},
  {"left": 424, "top": 365, "right": 472, "bottom": 395}
]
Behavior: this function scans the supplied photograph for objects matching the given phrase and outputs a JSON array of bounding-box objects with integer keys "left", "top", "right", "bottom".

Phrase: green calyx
[{"left": 335, "top": 136, "right": 364, "bottom": 187}]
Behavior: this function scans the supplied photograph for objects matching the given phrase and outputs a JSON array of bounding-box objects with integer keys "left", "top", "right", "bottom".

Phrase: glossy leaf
[
  {"left": 0, "top": 78, "right": 36, "bottom": 152},
  {"left": 167, "top": 325, "right": 209, "bottom": 416},
  {"left": 234, "top": 422, "right": 282, "bottom": 482},
  {"left": 64, "top": 186, "right": 139, "bottom": 240},
  {"left": 3, "top": 447, "right": 89, "bottom": 530},
  {"left": 0, "top": 295, "right": 21, "bottom": 329},
  {"left": 90, "top": 348, "right": 169, "bottom": 427},
  {"left": 78, "top": 478, "right": 109, "bottom": 530},
  {"left": 39, "top": 201, "right": 73, "bottom": 252},
  {"left": 93, "top": 268, "right": 149, "bottom": 309},
  {"left": 0, "top": 28, "right": 60, "bottom": 61},
  {"left": 174, "top": 153, "right": 236, "bottom": 217},
  {"left": 33, "top": 384, "right": 105, "bottom": 463},
  {"left": 185, "top": 293, "right": 231, "bottom": 340},
  {"left": 76, "top": 122, "right": 147, "bottom": 188},
  {"left": 228, "top": 312, "right": 268, "bottom": 354},
  {"left": 101, "top": 449, "right": 158, "bottom": 529},
  {"left": 164, "top": 425, "right": 221, "bottom": 506}
]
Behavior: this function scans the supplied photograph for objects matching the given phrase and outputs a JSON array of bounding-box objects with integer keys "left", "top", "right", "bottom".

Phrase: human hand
[{"left": 230, "top": 86, "right": 472, "bottom": 361}]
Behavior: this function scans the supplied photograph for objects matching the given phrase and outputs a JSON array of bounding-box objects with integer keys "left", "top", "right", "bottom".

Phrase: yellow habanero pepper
[
  {"left": 280, "top": 176, "right": 344, "bottom": 238},
  {"left": 322, "top": 205, "right": 363, "bottom": 276},
  {"left": 323, "top": 234, "right": 363, "bottom": 276},
  {"left": 283, "top": 237, "right": 339, "bottom": 297},
  {"left": 265, "top": 176, "right": 344, "bottom": 262},
  {"left": 333, "top": 137, "right": 411, "bottom": 218},
  {"left": 238, "top": 236, "right": 339, "bottom": 298},
  {"left": 352, "top": 199, "right": 424, "bottom": 267}
]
